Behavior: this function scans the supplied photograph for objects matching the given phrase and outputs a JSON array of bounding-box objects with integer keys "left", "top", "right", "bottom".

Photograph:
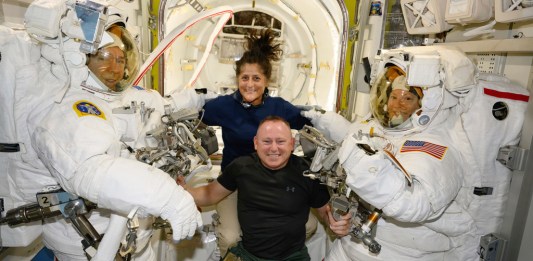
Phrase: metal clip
[
  {"left": 119, "top": 214, "right": 139, "bottom": 257},
  {"left": 497, "top": 145, "right": 528, "bottom": 171}
]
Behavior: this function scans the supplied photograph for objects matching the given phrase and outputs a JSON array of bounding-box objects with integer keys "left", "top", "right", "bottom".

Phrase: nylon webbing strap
[{"left": 0, "top": 143, "right": 20, "bottom": 152}]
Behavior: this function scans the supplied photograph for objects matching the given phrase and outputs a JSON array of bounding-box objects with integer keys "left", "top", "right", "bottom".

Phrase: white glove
[
  {"left": 338, "top": 133, "right": 405, "bottom": 209},
  {"left": 168, "top": 87, "right": 218, "bottom": 111},
  {"left": 203, "top": 89, "right": 219, "bottom": 101},
  {"left": 295, "top": 105, "right": 323, "bottom": 112},
  {"left": 301, "top": 110, "right": 351, "bottom": 143},
  {"left": 160, "top": 186, "right": 203, "bottom": 242}
]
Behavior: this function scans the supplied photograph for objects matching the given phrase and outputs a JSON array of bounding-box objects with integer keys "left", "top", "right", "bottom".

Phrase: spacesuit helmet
[
  {"left": 85, "top": 23, "right": 139, "bottom": 93},
  {"left": 370, "top": 47, "right": 477, "bottom": 135},
  {"left": 370, "top": 63, "right": 424, "bottom": 130}
]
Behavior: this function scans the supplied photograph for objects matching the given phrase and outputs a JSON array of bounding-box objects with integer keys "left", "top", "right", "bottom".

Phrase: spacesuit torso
[{"left": 27, "top": 84, "right": 172, "bottom": 260}]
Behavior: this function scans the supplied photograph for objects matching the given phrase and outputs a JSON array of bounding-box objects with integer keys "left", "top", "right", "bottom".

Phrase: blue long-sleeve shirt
[{"left": 201, "top": 91, "right": 311, "bottom": 170}]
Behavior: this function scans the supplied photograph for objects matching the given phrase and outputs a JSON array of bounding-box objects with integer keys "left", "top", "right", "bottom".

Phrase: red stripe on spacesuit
[{"left": 483, "top": 88, "right": 530, "bottom": 102}]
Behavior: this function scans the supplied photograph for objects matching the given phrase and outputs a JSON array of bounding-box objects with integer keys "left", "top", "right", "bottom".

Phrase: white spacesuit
[
  {"left": 0, "top": 0, "right": 209, "bottom": 260},
  {"left": 303, "top": 46, "right": 529, "bottom": 260}
]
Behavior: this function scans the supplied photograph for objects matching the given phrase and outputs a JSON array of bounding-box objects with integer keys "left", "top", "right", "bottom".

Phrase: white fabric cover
[
  {"left": 0, "top": 25, "right": 58, "bottom": 247},
  {"left": 455, "top": 74, "right": 530, "bottom": 236},
  {"left": 445, "top": 0, "right": 494, "bottom": 25}
]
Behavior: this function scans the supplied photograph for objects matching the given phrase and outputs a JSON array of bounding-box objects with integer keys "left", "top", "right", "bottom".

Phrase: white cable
[
  {"left": 186, "top": 159, "right": 212, "bottom": 183},
  {"left": 133, "top": 6, "right": 234, "bottom": 86},
  {"left": 186, "top": 12, "right": 232, "bottom": 88},
  {"left": 276, "top": 1, "right": 319, "bottom": 105},
  {"left": 92, "top": 213, "right": 128, "bottom": 261},
  {"left": 176, "top": 122, "right": 197, "bottom": 142},
  {"left": 54, "top": 19, "right": 72, "bottom": 104}
]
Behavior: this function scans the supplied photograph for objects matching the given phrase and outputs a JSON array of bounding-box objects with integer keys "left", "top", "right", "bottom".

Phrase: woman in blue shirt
[{"left": 202, "top": 29, "right": 310, "bottom": 170}]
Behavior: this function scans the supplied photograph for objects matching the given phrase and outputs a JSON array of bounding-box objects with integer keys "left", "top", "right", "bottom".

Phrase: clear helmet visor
[
  {"left": 86, "top": 25, "right": 139, "bottom": 92},
  {"left": 370, "top": 65, "right": 424, "bottom": 130}
]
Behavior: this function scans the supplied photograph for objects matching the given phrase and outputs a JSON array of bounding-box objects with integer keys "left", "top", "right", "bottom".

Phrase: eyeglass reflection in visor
[
  {"left": 91, "top": 48, "right": 126, "bottom": 67},
  {"left": 87, "top": 46, "right": 126, "bottom": 91}
]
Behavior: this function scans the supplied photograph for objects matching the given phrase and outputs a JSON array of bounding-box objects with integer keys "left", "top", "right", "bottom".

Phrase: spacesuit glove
[
  {"left": 300, "top": 110, "right": 351, "bottom": 143},
  {"left": 295, "top": 104, "right": 323, "bottom": 112},
  {"left": 160, "top": 186, "right": 203, "bottom": 242},
  {"left": 192, "top": 88, "right": 219, "bottom": 103},
  {"left": 338, "top": 133, "right": 405, "bottom": 209},
  {"left": 200, "top": 88, "right": 219, "bottom": 101},
  {"left": 168, "top": 87, "right": 216, "bottom": 111}
]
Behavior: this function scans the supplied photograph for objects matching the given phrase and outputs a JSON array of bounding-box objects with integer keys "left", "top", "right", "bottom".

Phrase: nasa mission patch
[{"left": 73, "top": 100, "right": 106, "bottom": 120}]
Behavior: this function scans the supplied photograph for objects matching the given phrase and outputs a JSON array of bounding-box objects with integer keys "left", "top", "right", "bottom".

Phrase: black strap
[
  {"left": 474, "top": 187, "right": 493, "bottom": 196},
  {"left": 0, "top": 143, "right": 20, "bottom": 152},
  {"left": 195, "top": 88, "right": 208, "bottom": 94}
]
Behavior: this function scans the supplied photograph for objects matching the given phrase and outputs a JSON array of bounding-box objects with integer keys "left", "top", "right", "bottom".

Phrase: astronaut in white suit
[
  {"left": 303, "top": 47, "right": 483, "bottom": 260},
  {"left": 0, "top": 1, "right": 209, "bottom": 260}
]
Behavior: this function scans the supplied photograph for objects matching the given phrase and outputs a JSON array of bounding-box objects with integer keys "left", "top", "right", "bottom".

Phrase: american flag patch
[{"left": 400, "top": 140, "right": 448, "bottom": 160}]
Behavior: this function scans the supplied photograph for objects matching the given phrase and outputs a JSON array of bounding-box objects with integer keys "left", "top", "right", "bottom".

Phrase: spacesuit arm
[
  {"left": 339, "top": 134, "right": 406, "bottom": 211},
  {"left": 340, "top": 132, "right": 462, "bottom": 223},
  {"left": 380, "top": 147, "right": 463, "bottom": 222}
]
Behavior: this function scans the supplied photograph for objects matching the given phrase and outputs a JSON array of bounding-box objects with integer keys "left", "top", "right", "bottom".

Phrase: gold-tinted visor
[{"left": 370, "top": 66, "right": 423, "bottom": 129}]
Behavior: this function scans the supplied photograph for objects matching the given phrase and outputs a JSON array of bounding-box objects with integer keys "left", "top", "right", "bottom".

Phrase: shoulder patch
[
  {"left": 400, "top": 140, "right": 447, "bottom": 160},
  {"left": 132, "top": 85, "right": 145, "bottom": 91},
  {"left": 73, "top": 100, "right": 106, "bottom": 120}
]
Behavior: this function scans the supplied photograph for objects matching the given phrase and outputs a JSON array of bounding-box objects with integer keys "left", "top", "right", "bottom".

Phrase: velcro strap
[
  {"left": 0, "top": 143, "right": 20, "bottom": 152},
  {"left": 474, "top": 187, "right": 493, "bottom": 196}
]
